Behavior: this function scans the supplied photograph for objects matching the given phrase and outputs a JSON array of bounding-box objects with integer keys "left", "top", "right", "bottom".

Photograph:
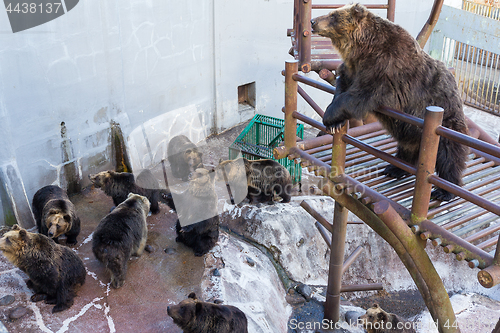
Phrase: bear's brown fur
[
  {"left": 167, "top": 135, "right": 203, "bottom": 181},
  {"left": 92, "top": 193, "right": 150, "bottom": 288},
  {"left": 311, "top": 4, "right": 468, "bottom": 201},
  {"left": 216, "top": 158, "right": 293, "bottom": 204},
  {"left": 359, "top": 304, "right": 415, "bottom": 333},
  {"left": 89, "top": 169, "right": 166, "bottom": 214},
  {"left": 32, "top": 185, "right": 81, "bottom": 245},
  {"left": 0, "top": 225, "right": 86, "bottom": 313},
  {"left": 167, "top": 292, "right": 248, "bottom": 333}
]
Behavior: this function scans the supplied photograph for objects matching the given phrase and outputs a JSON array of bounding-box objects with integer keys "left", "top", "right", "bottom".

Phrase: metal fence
[{"left": 430, "top": 5, "right": 500, "bottom": 115}]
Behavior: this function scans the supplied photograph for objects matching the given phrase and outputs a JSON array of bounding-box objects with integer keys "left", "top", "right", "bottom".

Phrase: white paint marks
[{"left": 56, "top": 297, "right": 104, "bottom": 333}]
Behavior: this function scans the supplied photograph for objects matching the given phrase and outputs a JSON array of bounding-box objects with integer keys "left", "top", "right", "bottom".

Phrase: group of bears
[{"left": 0, "top": 3, "right": 466, "bottom": 331}]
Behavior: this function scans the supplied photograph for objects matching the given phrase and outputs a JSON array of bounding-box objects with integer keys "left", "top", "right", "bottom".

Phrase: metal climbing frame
[{"left": 276, "top": 59, "right": 500, "bottom": 333}]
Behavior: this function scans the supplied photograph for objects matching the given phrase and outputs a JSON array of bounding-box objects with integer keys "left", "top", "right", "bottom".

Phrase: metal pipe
[
  {"left": 301, "top": 200, "right": 332, "bottom": 233},
  {"left": 376, "top": 106, "right": 424, "bottom": 128},
  {"left": 315, "top": 221, "right": 331, "bottom": 247},
  {"left": 324, "top": 201, "right": 349, "bottom": 322},
  {"left": 293, "top": 111, "right": 326, "bottom": 132},
  {"left": 416, "top": 0, "right": 444, "bottom": 48},
  {"left": 342, "top": 135, "right": 417, "bottom": 176},
  {"left": 387, "top": 0, "right": 396, "bottom": 21},
  {"left": 298, "top": 0, "right": 312, "bottom": 72},
  {"left": 411, "top": 107, "right": 444, "bottom": 224},
  {"left": 340, "top": 283, "right": 383, "bottom": 292},
  {"left": 342, "top": 246, "right": 364, "bottom": 274},
  {"left": 436, "top": 125, "right": 500, "bottom": 159},
  {"left": 292, "top": 73, "right": 336, "bottom": 94},
  {"left": 297, "top": 85, "right": 325, "bottom": 117},
  {"left": 290, "top": 147, "right": 331, "bottom": 177},
  {"left": 312, "top": 4, "right": 389, "bottom": 9},
  {"left": 285, "top": 61, "right": 299, "bottom": 152}
]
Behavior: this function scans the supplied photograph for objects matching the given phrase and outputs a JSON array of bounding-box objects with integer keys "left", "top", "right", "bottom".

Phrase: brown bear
[
  {"left": 32, "top": 185, "right": 81, "bottom": 245},
  {"left": 92, "top": 193, "right": 150, "bottom": 288},
  {"left": 167, "top": 135, "right": 203, "bottom": 181},
  {"left": 172, "top": 168, "right": 219, "bottom": 256},
  {"left": 89, "top": 169, "right": 167, "bottom": 214},
  {"left": 359, "top": 304, "right": 415, "bottom": 333},
  {"left": 167, "top": 292, "right": 248, "bottom": 333},
  {"left": 311, "top": 4, "right": 468, "bottom": 201},
  {"left": 216, "top": 158, "right": 293, "bottom": 204},
  {"left": 0, "top": 225, "right": 86, "bottom": 313}
]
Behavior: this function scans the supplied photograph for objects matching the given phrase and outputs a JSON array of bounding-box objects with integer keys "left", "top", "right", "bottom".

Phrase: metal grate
[{"left": 463, "top": 0, "right": 500, "bottom": 20}]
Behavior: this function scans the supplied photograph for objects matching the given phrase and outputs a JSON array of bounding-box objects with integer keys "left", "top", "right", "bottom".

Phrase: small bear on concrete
[
  {"left": 167, "top": 292, "right": 248, "bottom": 333},
  {"left": 0, "top": 225, "right": 86, "bottom": 313},
  {"left": 311, "top": 4, "right": 469, "bottom": 201},
  {"left": 173, "top": 168, "right": 219, "bottom": 256},
  {"left": 89, "top": 169, "right": 166, "bottom": 214},
  {"left": 216, "top": 158, "right": 293, "bottom": 204},
  {"left": 92, "top": 193, "right": 150, "bottom": 289},
  {"left": 32, "top": 185, "right": 81, "bottom": 245},
  {"left": 359, "top": 304, "right": 415, "bottom": 333},
  {"left": 167, "top": 135, "right": 204, "bottom": 181}
]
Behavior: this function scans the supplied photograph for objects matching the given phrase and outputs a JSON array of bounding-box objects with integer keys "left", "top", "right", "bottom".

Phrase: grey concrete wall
[{"left": 0, "top": 0, "right": 439, "bottom": 227}]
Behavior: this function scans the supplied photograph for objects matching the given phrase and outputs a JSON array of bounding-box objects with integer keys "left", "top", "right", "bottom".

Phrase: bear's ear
[
  {"left": 188, "top": 292, "right": 197, "bottom": 299},
  {"left": 63, "top": 215, "right": 71, "bottom": 222},
  {"left": 18, "top": 229, "right": 27, "bottom": 240},
  {"left": 372, "top": 303, "right": 380, "bottom": 309},
  {"left": 218, "top": 158, "right": 223, "bottom": 164},
  {"left": 11, "top": 224, "right": 20, "bottom": 231},
  {"left": 351, "top": 3, "right": 367, "bottom": 22},
  {"left": 195, "top": 301, "right": 203, "bottom": 314},
  {"left": 377, "top": 310, "right": 387, "bottom": 322}
]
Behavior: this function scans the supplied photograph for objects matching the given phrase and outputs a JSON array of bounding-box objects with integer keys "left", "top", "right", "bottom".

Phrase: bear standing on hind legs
[{"left": 311, "top": 4, "right": 469, "bottom": 201}]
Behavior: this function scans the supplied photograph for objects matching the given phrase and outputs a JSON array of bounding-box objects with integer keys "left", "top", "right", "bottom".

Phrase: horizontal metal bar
[
  {"left": 312, "top": 4, "right": 389, "bottom": 9},
  {"left": 340, "top": 283, "right": 384, "bottom": 293},
  {"left": 292, "top": 111, "right": 326, "bottom": 132},
  {"left": 375, "top": 106, "right": 424, "bottom": 128},
  {"left": 292, "top": 73, "right": 336, "bottom": 94},
  {"left": 436, "top": 126, "right": 500, "bottom": 159}
]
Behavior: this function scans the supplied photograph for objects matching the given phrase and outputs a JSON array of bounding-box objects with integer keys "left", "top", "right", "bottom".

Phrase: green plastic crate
[{"left": 228, "top": 114, "right": 303, "bottom": 184}]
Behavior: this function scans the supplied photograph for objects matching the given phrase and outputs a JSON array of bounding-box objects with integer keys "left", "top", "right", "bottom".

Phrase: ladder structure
[{"left": 276, "top": 1, "right": 500, "bottom": 332}]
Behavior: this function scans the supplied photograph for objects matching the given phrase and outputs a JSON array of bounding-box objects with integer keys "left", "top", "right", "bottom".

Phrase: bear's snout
[{"left": 48, "top": 231, "right": 54, "bottom": 237}]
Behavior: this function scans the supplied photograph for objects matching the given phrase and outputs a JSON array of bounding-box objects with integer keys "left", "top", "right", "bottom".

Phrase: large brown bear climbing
[
  {"left": 0, "top": 225, "right": 86, "bottom": 313},
  {"left": 167, "top": 135, "right": 203, "bottom": 181},
  {"left": 311, "top": 4, "right": 468, "bottom": 201},
  {"left": 89, "top": 169, "right": 167, "bottom": 214},
  {"left": 216, "top": 158, "right": 293, "bottom": 204},
  {"left": 32, "top": 185, "right": 81, "bottom": 245},
  {"left": 173, "top": 168, "right": 219, "bottom": 256},
  {"left": 359, "top": 304, "right": 415, "bottom": 333},
  {"left": 92, "top": 193, "right": 149, "bottom": 288},
  {"left": 167, "top": 292, "right": 248, "bottom": 333}
]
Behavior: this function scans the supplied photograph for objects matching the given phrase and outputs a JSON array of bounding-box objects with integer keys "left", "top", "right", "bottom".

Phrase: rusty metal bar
[
  {"left": 340, "top": 283, "right": 384, "bottom": 292},
  {"left": 298, "top": 0, "right": 312, "bottom": 72},
  {"left": 411, "top": 107, "right": 444, "bottom": 224},
  {"left": 387, "top": 0, "right": 396, "bottom": 21},
  {"left": 311, "top": 4, "right": 390, "bottom": 10},
  {"left": 342, "top": 246, "right": 364, "bottom": 274},
  {"left": 476, "top": 235, "right": 498, "bottom": 251},
  {"left": 428, "top": 175, "right": 500, "bottom": 216},
  {"left": 297, "top": 85, "right": 325, "bottom": 117},
  {"left": 311, "top": 59, "right": 343, "bottom": 72},
  {"left": 465, "top": 223, "right": 500, "bottom": 243},
  {"left": 342, "top": 134, "right": 417, "bottom": 176},
  {"left": 344, "top": 147, "right": 398, "bottom": 168},
  {"left": 372, "top": 201, "right": 459, "bottom": 333},
  {"left": 293, "top": 111, "right": 326, "bottom": 132},
  {"left": 324, "top": 201, "right": 349, "bottom": 322},
  {"left": 285, "top": 61, "right": 299, "bottom": 152},
  {"left": 315, "top": 221, "right": 331, "bottom": 247},
  {"left": 416, "top": 0, "right": 444, "bottom": 48},
  {"left": 376, "top": 106, "right": 424, "bottom": 128},
  {"left": 292, "top": 73, "right": 336, "bottom": 94},
  {"left": 436, "top": 125, "right": 500, "bottom": 159},
  {"left": 301, "top": 200, "right": 332, "bottom": 233}
]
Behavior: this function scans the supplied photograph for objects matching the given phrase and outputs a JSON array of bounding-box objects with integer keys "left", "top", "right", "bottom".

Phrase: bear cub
[
  {"left": 89, "top": 169, "right": 164, "bottom": 214},
  {"left": 359, "top": 304, "right": 415, "bottom": 333},
  {"left": 32, "top": 185, "right": 81, "bottom": 245},
  {"left": 216, "top": 158, "right": 293, "bottom": 204},
  {"left": 167, "top": 135, "right": 203, "bottom": 181},
  {"left": 311, "top": 4, "right": 468, "bottom": 201},
  {"left": 0, "top": 225, "right": 86, "bottom": 313},
  {"left": 92, "top": 193, "right": 150, "bottom": 288},
  {"left": 174, "top": 168, "right": 219, "bottom": 256},
  {"left": 167, "top": 292, "right": 248, "bottom": 333}
]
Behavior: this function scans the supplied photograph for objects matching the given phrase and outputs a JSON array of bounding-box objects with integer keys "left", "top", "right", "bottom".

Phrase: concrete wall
[{"left": 0, "top": 0, "right": 440, "bottom": 227}]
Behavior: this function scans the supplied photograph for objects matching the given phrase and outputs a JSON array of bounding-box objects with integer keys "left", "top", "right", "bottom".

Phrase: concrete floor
[{"left": 0, "top": 186, "right": 205, "bottom": 333}]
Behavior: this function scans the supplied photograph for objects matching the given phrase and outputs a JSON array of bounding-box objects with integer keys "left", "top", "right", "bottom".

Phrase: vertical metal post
[
  {"left": 387, "top": 0, "right": 396, "bottom": 22},
  {"left": 298, "top": 0, "right": 312, "bottom": 72},
  {"left": 411, "top": 106, "right": 444, "bottom": 224},
  {"left": 324, "top": 201, "right": 349, "bottom": 322},
  {"left": 284, "top": 60, "right": 298, "bottom": 151},
  {"left": 325, "top": 124, "right": 348, "bottom": 322}
]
